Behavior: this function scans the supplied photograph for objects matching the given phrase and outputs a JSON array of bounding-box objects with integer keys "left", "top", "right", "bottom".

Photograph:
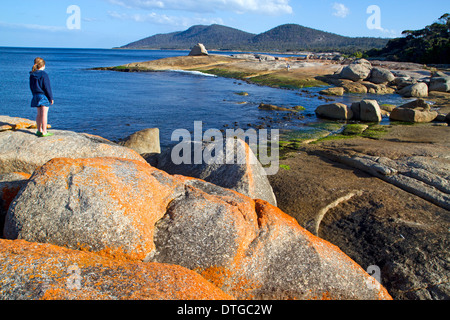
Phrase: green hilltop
[{"left": 120, "top": 23, "right": 389, "bottom": 54}]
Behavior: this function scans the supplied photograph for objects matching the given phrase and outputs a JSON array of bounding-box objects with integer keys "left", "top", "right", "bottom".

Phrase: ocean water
[{"left": 0, "top": 47, "right": 407, "bottom": 147}]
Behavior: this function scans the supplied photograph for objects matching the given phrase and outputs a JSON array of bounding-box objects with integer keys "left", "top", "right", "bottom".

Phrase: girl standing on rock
[{"left": 29, "top": 57, "right": 54, "bottom": 137}]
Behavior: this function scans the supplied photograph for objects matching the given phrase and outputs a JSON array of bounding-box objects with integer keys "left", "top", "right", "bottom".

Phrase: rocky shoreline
[
  {"left": 0, "top": 118, "right": 392, "bottom": 300},
  {"left": 1, "top": 52, "right": 449, "bottom": 301},
  {"left": 269, "top": 124, "right": 450, "bottom": 300},
  {"left": 1, "top": 112, "right": 448, "bottom": 300},
  {"left": 95, "top": 53, "right": 450, "bottom": 126}
]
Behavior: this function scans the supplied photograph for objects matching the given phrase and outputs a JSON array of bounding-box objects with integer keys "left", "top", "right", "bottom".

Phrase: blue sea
[{"left": 0, "top": 47, "right": 406, "bottom": 147}]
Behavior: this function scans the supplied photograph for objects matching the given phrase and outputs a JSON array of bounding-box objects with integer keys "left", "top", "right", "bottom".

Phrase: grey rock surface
[
  {"left": 0, "top": 129, "right": 145, "bottom": 174},
  {"left": 156, "top": 138, "right": 277, "bottom": 206}
]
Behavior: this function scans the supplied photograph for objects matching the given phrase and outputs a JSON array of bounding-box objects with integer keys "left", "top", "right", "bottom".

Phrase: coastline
[
  {"left": 93, "top": 54, "right": 337, "bottom": 89},
  {"left": 2, "top": 49, "right": 450, "bottom": 298},
  {"left": 94, "top": 53, "right": 450, "bottom": 138},
  {"left": 91, "top": 53, "right": 450, "bottom": 299},
  {"left": 268, "top": 122, "right": 450, "bottom": 299}
]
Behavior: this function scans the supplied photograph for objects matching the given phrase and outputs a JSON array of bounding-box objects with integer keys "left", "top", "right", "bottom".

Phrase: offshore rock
[
  {"left": 119, "top": 128, "right": 161, "bottom": 155},
  {"left": 319, "top": 87, "right": 344, "bottom": 96},
  {"left": 390, "top": 100, "right": 438, "bottom": 123},
  {"left": 315, "top": 103, "right": 353, "bottom": 120},
  {"left": 429, "top": 76, "right": 450, "bottom": 93},
  {"left": 340, "top": 80, "right": 368, "bottom": 94},
  {"left": 189, "top": 43, "right": 208, "bottom": 56},
  {"left": 351, "top": 100, "right": 382, "bottom": 122},
  {"left": 361, "top": 82, "right": 396, "bottom": 95},
  {"left": 258, "top": 103, "right": 295, "bottom": 112}
]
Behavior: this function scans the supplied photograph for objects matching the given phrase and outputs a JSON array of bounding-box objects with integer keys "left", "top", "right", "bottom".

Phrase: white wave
[{"left": 168, "top": 69, "right": 217, "bottom": 77}]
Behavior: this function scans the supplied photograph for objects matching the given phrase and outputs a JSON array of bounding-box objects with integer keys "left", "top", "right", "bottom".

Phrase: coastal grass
[
  {"left": 310, "top": 134, "right": 356, "bottom": 144},
  {"left": 307, "top": 122, "right": 344, "bottom": 132},
  {"left": 360, "top": 125, "right": 390, "bottom": 139},
  {"left": 248, "top": 74, "right": 329, "bottom": 89},
  {"left": 311, "top": 124, "right": 390, "bottom": 143},
  {"left": 279, "top": 123, "right": 390, "bottom": 149},
  {"left": 342, "top": 124, "right": 369, "bottom": 136},
  {"left": 109, "top": 65, "right": 147, "bottom": 72}
]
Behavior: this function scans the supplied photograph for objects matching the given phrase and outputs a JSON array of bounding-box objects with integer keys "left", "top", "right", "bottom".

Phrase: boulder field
[
  {"left": 0, "top": 119, "right": 391, "bottom": 300},
  {"left": 315, "top": 98, "right": 445, "bottom": 124},
  {"left": 330, "top": 59, "right": 450, "bottom": 97}
]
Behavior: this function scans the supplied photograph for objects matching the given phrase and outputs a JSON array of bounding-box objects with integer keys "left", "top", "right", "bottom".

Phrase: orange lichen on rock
[
  {"left": 252, "top": 199, "right": 393, "bottom": 300},
  {"left": 12, "top": 122, "right": 33, "bottom": 130},
  {"left": 0, "top": 124, "right": 13, "bottom": 131},
  {"left": 4, "top": 155, "right": 393, "bottom": 300},
  {"left": 5, "top": 157, "right": 185, "bottom": 261},
  {"left": 0, "top": 239, "right": 233, "bottom": 300}
]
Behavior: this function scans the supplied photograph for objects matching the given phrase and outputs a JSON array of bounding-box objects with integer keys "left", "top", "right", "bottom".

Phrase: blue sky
[{"left": 0, "top": 0, "right": 448, "bottom": 48}]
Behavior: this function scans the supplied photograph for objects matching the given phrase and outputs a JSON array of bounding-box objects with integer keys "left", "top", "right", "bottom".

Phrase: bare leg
[
  {"left": 36, "top": 107, "right": 43, "bottom": 133},
  {"left": 40, "top": 106, "right": 49, "bottom": 134}
]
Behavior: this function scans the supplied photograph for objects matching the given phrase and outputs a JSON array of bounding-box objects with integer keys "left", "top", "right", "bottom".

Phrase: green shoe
[
  {"left": 36, "top": 131, "right": 43, "bottom": 137},
  {"left": 41, "top": 132, "right": 54, "bottom": 137}
]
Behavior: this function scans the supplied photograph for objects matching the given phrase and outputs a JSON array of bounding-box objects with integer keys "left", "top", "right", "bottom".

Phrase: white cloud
[
  {"left": 106, "top": 0, "right": 293, "bottom": 15},
  {"left": 0, "top": 21, "right": 67, "bottom": 32},
  {"left": 108, "top": 11, "right": 224, "bottom": 27},
  {"left": 332, "top": 3, "right": 349, "bottom": 18}
]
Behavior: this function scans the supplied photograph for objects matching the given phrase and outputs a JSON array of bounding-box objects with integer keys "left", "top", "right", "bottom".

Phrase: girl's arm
[{"left": 42, "top": 73, "right": 54, "bottom": 103}]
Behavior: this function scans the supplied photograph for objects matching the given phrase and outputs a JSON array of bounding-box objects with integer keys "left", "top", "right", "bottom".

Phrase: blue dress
[{"left": 29, "top": 70, "right": 53, "bottom": 108}]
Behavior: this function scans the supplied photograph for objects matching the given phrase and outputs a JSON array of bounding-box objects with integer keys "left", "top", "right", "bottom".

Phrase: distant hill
[
  {"left": 123, "top": 24, "right": 255, "bottom": 50},
  {"left": 249, "top": 24, "right": 388, "bottom": 52},
  {"left": 120, "top": 24, "right": 389, "bottom": 53}
]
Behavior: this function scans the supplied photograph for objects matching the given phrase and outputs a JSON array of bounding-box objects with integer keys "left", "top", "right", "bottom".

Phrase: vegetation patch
[
  {"left": 342, "top": 124, "right": 369, "bottom": 136},
  {"left": 282, "top": 129, "right": 329, "bottom": 142},
  {"left": 361, "top": 125, "right": 390, "bottom": 139},
  {"left": 307, "top": 122, "right": 344, "bottom": 132},
  {"left": 310, "top": 124, "right": 390, "bottom": 143},
  {"left": 366, "top": 13, "right": 450, "bottom": 64},
  {"left": 109, "top": 65, "right": 145, "bottom": 72},
  {"left": 310, "top": 134, "right": 356, "bottom": 144},
  {"left": 248, "top": 74, "right": 328, "bottom": 89}
]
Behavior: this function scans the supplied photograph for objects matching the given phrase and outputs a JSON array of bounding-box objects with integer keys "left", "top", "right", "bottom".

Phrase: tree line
[{"left": 366, "top": 14, "right": 450, "bottom": 64}]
